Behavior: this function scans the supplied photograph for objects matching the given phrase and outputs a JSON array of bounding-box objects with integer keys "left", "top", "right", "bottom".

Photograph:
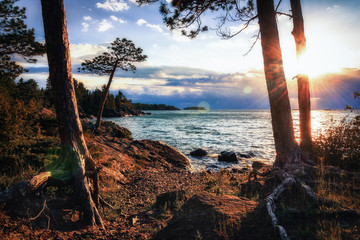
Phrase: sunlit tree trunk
[
  {"left": 41, "top": 0, "right": 103, "bottom": 227},
  {"left": 290, "top": 0, "right": 312, "bottom": 153},
  {"left": 95, "top": 61, "right": 118, "bottom": 130},
  {"left": 256, "top": 0, "right": 302, "bottom": 170}
]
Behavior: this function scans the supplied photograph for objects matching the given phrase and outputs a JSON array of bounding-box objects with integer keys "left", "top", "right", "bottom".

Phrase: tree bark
[
  {"left": 290, "top": 0, "right": 312, "bottom": 153},
  {"left": 256, "top": 0, "right": 302, "bottom": 170},
  {"left": 40, "top": 0, "right": 103, "bottom": 227},
  {"left": 95, "top": 61, "right": 118, "bottom": 130}
]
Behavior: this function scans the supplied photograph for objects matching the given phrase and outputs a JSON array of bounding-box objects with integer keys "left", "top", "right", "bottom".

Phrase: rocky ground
[{"left": 1, "top": 119, "right": 359, "bottom": 239}]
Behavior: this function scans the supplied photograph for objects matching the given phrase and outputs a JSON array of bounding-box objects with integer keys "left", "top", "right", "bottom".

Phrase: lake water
[{"left": 109, "top": 110, "right": 354, "bottom": 171}]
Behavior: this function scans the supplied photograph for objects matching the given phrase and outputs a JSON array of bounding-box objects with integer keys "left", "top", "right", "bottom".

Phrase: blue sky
[{"left": 18, "top": 0, "right": 360, "bottom": 109}]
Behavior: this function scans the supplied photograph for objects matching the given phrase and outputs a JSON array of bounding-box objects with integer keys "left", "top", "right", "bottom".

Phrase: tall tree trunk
[
  {"left": 290, "top": 0, "right": 312, "bottom": 153},
  {"left": 256, "top": 0, "right": 302, "bottom": 170},
  {"left": 40, "top": 0, "right": 103, "bottom": 227},
  {"left": 95, "top": 61, "right": 118, "bottom": 130}
]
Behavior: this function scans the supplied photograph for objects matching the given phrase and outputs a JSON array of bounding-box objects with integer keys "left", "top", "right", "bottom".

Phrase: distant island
[
  {"left": 134, "top": 103, "right": 180, "bottom": 110},
  {"left": 183, "top": 106, "right": 207, "bottom": 110}
]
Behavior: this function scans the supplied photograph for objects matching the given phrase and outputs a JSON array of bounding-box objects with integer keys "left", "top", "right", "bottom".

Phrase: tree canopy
[
  {"left": 78, "top": 38, "right": 147, "bottom": 75},
  {"left": 0, "top": 0, "right": 45, "bottom": 85},
  {"left": 137, "top": 0, "right": 257, "bottom": 39}
]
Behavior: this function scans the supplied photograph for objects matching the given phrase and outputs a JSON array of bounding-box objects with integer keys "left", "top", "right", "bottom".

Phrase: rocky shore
[{"left": 1, "top": 114, "right": 359, "bottom": 240}]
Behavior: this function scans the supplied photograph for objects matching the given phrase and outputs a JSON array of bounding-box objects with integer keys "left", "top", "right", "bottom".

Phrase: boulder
[
  {"left": 239, "top": 153, "right": 252, "bottom": 158},
  {"left": 190, "top": 148, "right": 208, "bottom": 157},
  {"left": 154, "top": 192, "right": 257, "bottom": 239},
  {"left": 88, "top": 121, "right": 132, "bottom": 139},
  {"left": 128, "top": 140, "right": 191, "bottom": 171},
  {"left": 218, "top": 151, "right": 238, "bottom": 162}
]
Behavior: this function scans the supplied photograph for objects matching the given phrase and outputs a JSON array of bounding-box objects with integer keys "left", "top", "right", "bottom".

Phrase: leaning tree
[
  {"left": 0, "top": 0, "right": 104, "bottom": 227},
  {"left": 78, "top": 38, "right": 147, "bottom": 130},
  {"left": 40, "top": 0, "right": 103, "bottom": 226}
]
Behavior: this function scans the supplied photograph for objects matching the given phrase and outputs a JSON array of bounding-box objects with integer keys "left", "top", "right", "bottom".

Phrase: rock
[
  {"left": 190, "top": 148, "right": 208, "bottom": 157},
  {"left": 90, "top": 121, "right": 132, "bottom": 139},
  {"left": 154, "top": 192, "right": 257, "bottom": 239},
  {"left": 218, "top": 151, "right": 238, "bottom": 162},
  {"left": 252, "top": 161, "right": 266, "bottom": 170},
  {"left": 239, "top": 153, "right": 252, "bottom": 158},
  {"left": 128, "top": 140, "right": 191, "bottom": 171},
  {"left": 155, "top": 190, "right": 187, "bottom": 211}
]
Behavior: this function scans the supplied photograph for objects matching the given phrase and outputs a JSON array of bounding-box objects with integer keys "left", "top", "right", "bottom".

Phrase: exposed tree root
[
  {"left": 262, "top": 166, "right": 355, "bottom": 240},
  {"left": 265, "top": 173, "right": 295, "bottom": 240},
  {"left": 99, "top": 196, "right": 115, "bottom": 210}
]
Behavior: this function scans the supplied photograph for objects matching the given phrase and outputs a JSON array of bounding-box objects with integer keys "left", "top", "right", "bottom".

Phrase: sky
[{"left": 17, "top": 0, "right": 360, "bottom": 109}]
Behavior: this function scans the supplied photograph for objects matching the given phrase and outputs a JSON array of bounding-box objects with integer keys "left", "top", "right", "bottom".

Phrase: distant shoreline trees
[{"left": 133, "top": 103, "right": 180, "bottom": 110}]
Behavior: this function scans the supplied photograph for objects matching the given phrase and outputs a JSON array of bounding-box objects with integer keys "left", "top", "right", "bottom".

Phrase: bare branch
[
  {"left": 276, "top": 11, "right": 293, "bottom": 18},
  {"left": 243, "top": 30, "right": 260, "bottom": 56}
]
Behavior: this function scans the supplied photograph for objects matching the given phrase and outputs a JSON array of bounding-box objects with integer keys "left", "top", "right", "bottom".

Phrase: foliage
[
  {"left": 0, "top": 80, "right": 59, "bottom": 190},
  {"left": 45, "top": 78, "right": 139, "bottom": 117},
  {"left": 345, "top": 89, "right": 360, "bottom": 111},
  {"left": 313, "top": 116, "right": 360, "bottom": 171},
  {"left": 78, "top": 38, "right": 147, "bottom": 75},
  {"left": 137, "top": 0, "right": 256, "bottom": 39},
  {"left": 0, "top": 0, "right": 45, "bottom": 85}
]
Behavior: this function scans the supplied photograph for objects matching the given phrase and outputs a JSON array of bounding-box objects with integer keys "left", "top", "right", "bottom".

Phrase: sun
[
  {"left": 297, "top": 50, "right": 342, "bottom": 78},
  {"left": 282, "top": 28, "right": 347, "bottom": 80},
  {"left": 284, "top": 48, "right": 343, "bottom": 79}
]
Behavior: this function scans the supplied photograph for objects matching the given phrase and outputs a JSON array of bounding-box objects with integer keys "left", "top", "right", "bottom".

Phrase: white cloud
[
  {"left": 136, "top": 19, "right": 146, "bottom": 26},
  {"left": 96, "top": 0, "right": 129, "bottom": 12},
  {"left": 110, "top": 15, "right": 126, "bottom": 24},
  {"left": 83, "top": 16, "right": 92, "bottom": 21},
  {"left": 70, "top": 43, "right": 108, "bottom": 64},
  {"left": 136, "top": 18, "right": 163, "bottom": 33},
  {"left": 81, "top": 22, "right": 89, "bottom": 32},
  {"left": 97, "top": 19, "right": 114, "bottom": 32}
]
